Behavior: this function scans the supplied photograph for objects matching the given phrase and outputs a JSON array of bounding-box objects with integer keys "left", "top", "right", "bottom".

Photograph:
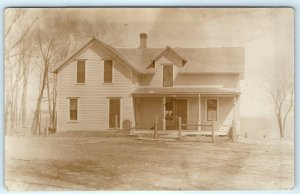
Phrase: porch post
[
  {"left": 163, "top": 97, "right": 166, "bottom": 130},
  {"left": 132, "top": 97, "right": 136, "bottom": 129},
  {"left": 232, "top": 96, "right": 237, "bottom": 142},
  {"left": 197, "top": 94, "right": 201, "bottom": 131}
]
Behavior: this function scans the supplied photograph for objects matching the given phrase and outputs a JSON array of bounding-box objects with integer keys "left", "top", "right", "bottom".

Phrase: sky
[{"left": 8, "top": 8, "right": 294, "bottom": 118}]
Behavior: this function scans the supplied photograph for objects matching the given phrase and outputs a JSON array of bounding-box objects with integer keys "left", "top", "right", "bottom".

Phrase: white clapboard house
[{"left": 53, "top": 33, "right": 244, "bottom": 135}]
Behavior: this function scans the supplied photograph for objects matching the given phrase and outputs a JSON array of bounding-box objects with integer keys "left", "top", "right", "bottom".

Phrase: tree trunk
[
  {"left": 276, "top": 113, "right": 285, "bottom": 138},
  {"left": 46, "top": 74, "right": 53, "bottom": 129},
  {"left": 21, "top": 61, "right": 29, "bottom": 128},
  {"left": 280, "top": 126, "right": 285, "bottom": 138},
  {"left": 31, "top": 64, "right": 48, "bottom": 135},
  {"left": 51, "top": 74, "right": 57, "bottom": 129}
]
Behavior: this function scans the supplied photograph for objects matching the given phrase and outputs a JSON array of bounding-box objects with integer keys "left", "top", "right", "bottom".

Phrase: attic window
[
  {"left": 77, "top": 60, "right": 85, "bottom": 83},
  {"left": 163, "top": 65, "right": 173, "bottom": 87}
]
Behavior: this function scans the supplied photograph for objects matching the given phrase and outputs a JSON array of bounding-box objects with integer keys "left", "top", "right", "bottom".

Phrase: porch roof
[{"left": 132, "top": 87, "right": 240, "bottom": 96}]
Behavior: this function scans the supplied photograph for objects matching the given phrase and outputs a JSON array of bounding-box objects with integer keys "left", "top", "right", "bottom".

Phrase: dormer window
[
  {"left": 163, "top": 65, "right": 173, "bottom": 87},
  {"left": 104, "top": 60, "right": 113, "bottom": 83},
  {"left": 77, "top": 60, "right": 86, "bottom": 84}
]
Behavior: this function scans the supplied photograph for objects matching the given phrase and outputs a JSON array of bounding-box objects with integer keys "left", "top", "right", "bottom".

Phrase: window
[
  {"left": 69, "top": 99, "right": 78, "bottom": 121},
  {"left": 104, "top": 60, "right": 113, "bottom": 83},
  {"left": 109, "top": 98, "right": 120, "bottom": 128},
  {"left": 77, "top": 60, "right": 85, "bottom": 83},
  {"left": 163, "top": 65, "right": 173, "bottom": 87},
  {"left": 207, "top": 99, "right": 218, "bottom": 121}
]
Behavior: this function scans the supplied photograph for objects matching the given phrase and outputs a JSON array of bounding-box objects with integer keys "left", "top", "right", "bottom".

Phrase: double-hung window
[
  {"left": 69, "top": 98, "right": 78, "bottom": 121},
  {"left": 104, "top": 60, "right": 113, "bottom": 83},
  {"left": 77, "top": 60, "right": 86, "bottom": 84},
  {"left": 163, "top": 65, "right": 173, "bottom": 87}
]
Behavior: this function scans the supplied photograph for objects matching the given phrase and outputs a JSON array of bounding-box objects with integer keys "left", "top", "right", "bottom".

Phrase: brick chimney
[{"left": 139, "top": 33, "right": 147, "bottom": 49}]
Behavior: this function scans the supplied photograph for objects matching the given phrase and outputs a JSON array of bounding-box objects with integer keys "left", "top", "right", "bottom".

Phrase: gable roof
[
  {"left": 117, "top": 47, "right": 244, "bottom": 74},
  {"left": 146, "top": 46, "right": 188, "bottom": 68},
  {"left": 54, "top": 36, "right": 245, "bottom": 75},
  {"left": 52, "top": 37, "right": 143, "bottom": 74},
  {"left": 115, "top": 48, "right": 163, "bottom": 72}
]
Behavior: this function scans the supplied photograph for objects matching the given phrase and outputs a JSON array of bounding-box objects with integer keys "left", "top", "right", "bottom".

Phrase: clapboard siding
[{"left": 57, "top": 42, "right": 134, "bottom": 131}]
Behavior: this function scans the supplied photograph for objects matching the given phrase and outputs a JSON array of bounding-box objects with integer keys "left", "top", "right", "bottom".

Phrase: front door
[
  {"left": 165, "top": 98, "right": 187, "bottom": 130},
  {"left": 176, "top": 99, "right": 187, "bottom": 130},
  {"left": 109, "top": 98, "right": 120, "bottom": 128}
]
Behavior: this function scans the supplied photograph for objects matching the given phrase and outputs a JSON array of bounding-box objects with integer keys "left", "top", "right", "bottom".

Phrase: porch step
[{"left": 131, "top": 129, "right": 229, "bottom": 138}]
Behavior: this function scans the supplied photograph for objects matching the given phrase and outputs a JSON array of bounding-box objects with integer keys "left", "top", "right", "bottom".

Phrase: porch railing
[{"left": 151, "top": 115, "right": 237, "bottom": 143}]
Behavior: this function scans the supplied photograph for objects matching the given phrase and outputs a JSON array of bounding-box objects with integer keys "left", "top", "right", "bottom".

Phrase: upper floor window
[
  {"left": 77, "top": 60, "right": 85, "bottom": 83},
  {"left": 104, "top": 60, "right": 113, "bottom": 83},
  {"left": 207, "top": 99, "right": 218, "bottom": 121},
  {"left": 163, "top": 65, "right": 173, "bottom": 87}
]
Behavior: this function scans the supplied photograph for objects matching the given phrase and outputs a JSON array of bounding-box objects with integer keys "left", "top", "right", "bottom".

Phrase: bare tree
[
  {"left": 5, "top": 9, "right": 43, "bottom": 135},
  {"left": 269, "top": 87, "right": 294, "bottom": 138},
  {"left": 31, "top": 31, "right": 54, "bottom": 135},
  {"left": 267, "top": 68, "right": 294, "bottom": 138},
  {"left": 6, "top": 8, "right": 119, "bottom": 135}
]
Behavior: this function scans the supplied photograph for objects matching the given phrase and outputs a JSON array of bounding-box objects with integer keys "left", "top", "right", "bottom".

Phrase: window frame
[
  {"left": 76, "top": 59, "right": 86, "bottom": 84},
  {"left": 68, "top": 97, "right": 79, "bottom": 122},
  {"left": 103, "top": 59, "right": 114, "bottom": 84},
  {"left": 163, "top": 64, "right": 173, "bottom": 87},
  {"left": 205, "top": 98, "right": 219, "bottom": 122}
]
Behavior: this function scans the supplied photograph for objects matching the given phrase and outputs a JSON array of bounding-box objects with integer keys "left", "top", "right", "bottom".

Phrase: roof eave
[{"left": 178, "top": 71, "right": 244, "bottom": 75}]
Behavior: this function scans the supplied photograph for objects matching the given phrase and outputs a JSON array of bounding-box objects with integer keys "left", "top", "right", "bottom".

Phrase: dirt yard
[{"left": 5, "top": 131, "right": 294, "bottom": 191}]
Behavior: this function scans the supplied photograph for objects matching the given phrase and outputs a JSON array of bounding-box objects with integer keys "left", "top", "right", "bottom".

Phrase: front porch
[{"left": 133, "top": 87, "right": 239, "bottom": 134}]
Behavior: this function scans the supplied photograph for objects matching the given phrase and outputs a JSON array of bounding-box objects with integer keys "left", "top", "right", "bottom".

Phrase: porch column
[
  {"left": 197, "top": 94, "right": 201, "bottom": 131},
  {"left": 163, "top": 97, "right": 166, "bottom": 130},
  {"left": 234, "top": 96, "right": 237, "bottom": 122},
  {"left": 232, "top": 96, "right": 237, "bottom": 142},
  {"left": 132, "top": 97, "right": 137, "bottom": 128}
]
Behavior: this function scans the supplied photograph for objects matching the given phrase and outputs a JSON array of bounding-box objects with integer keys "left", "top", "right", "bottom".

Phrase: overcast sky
[{"left": 15, "top": 8, "right": 294, "bottom": 117}]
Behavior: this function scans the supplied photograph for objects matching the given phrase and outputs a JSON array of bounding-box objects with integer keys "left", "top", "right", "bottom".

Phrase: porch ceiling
[{"left": 132, "top": 87, "right": 240, "bottom": 97}]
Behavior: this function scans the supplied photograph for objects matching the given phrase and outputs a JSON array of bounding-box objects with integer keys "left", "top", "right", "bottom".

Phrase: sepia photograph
[{"left": 4, "top": 8, "right": 294, "bottom": 190}]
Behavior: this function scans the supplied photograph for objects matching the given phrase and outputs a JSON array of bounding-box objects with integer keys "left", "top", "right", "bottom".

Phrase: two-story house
[{"left": 53, "top": 33, "right": 244, "bottom": 135}]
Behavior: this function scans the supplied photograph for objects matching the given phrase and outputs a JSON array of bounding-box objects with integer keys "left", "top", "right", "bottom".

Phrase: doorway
[{"left": 165, "top": 98, "right": 187, "bottom": 130}]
